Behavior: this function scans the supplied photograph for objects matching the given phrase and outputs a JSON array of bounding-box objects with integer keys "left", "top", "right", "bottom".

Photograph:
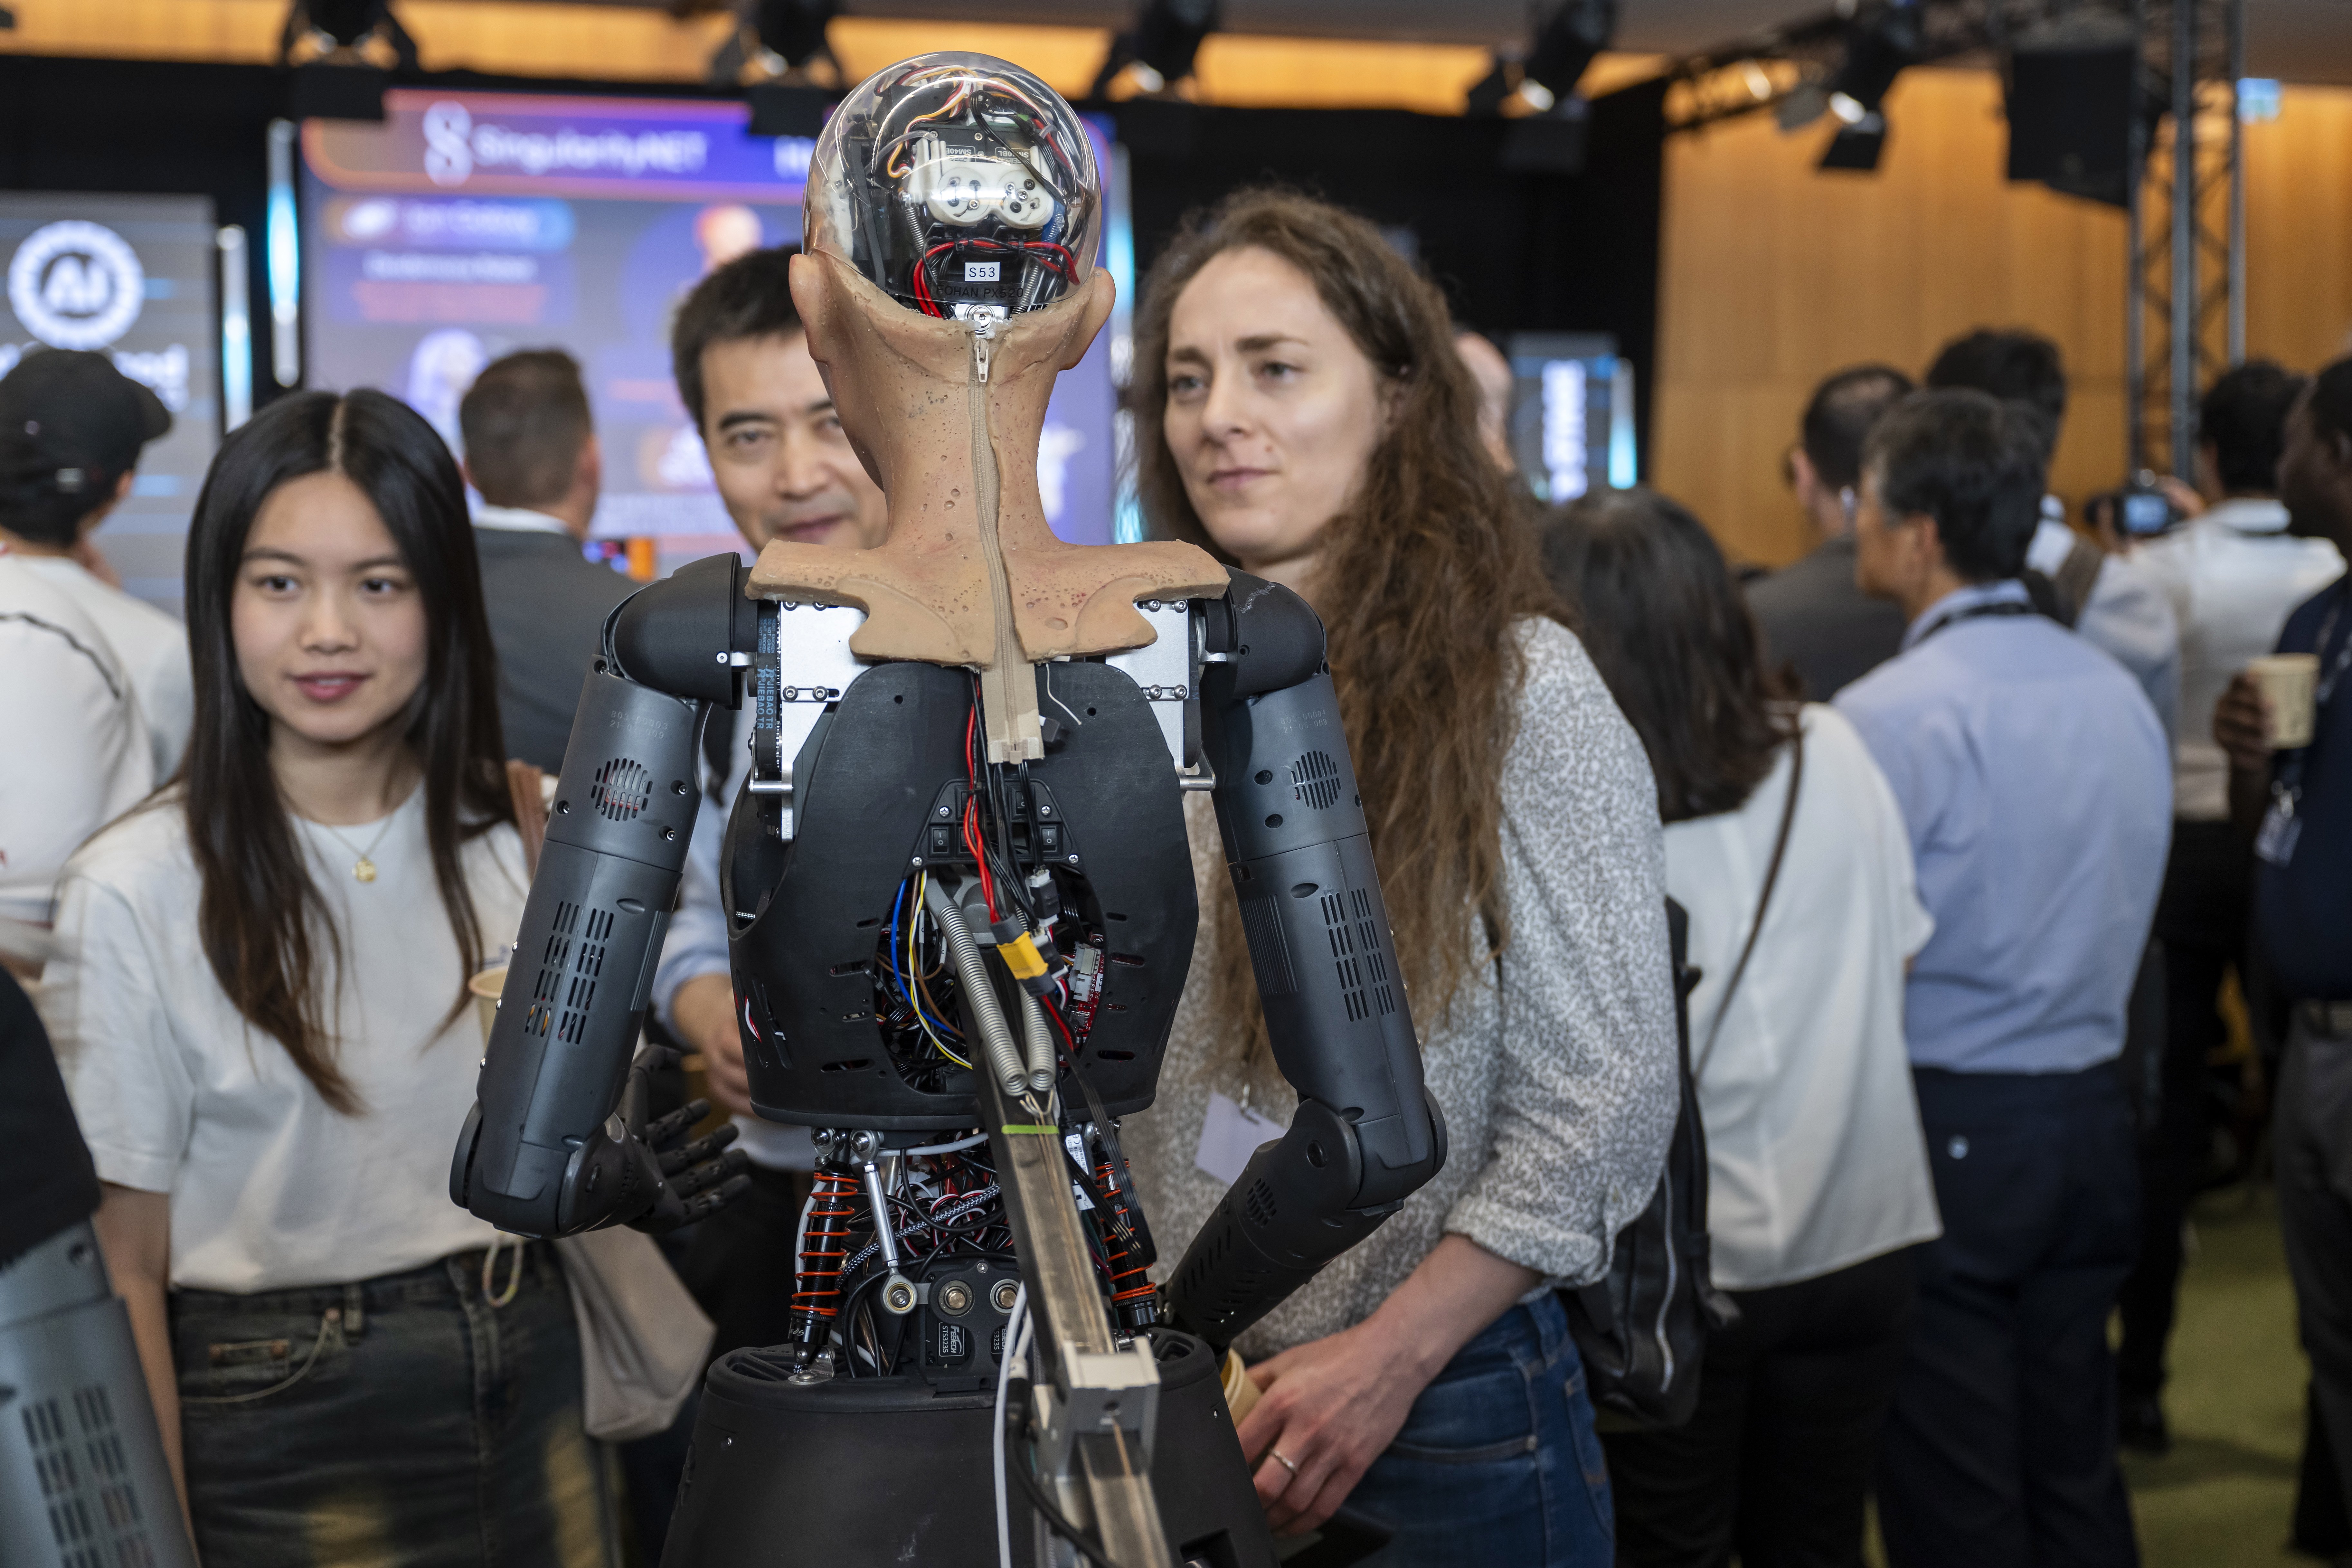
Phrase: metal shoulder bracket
[
  {"left": 745, "top": 600, "right": 869, "bottom": 837},
  {"left": 1104, "top": 598, "right": 1212, "bottom": 790}
]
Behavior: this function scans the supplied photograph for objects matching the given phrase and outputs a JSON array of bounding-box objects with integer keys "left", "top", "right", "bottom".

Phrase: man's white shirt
[
  {"left": 2136, "top": 497, "right": 2345, "bottom": 820},
  {"left": 18, "top": 556, "right": 194, "bottom": 780},
  {"left": 2029, "top": 504, "right": 2182, "bottom": 743},
  {"left": 0, "top": 549, "right": 152, "bottom": 925}
]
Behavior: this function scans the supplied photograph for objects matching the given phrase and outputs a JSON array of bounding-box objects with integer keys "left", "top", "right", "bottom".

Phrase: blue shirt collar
[{"left": 1901, "top": 579, "right": 2033, "bottom": 652}]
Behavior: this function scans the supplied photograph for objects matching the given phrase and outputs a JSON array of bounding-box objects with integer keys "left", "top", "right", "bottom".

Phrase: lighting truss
[
  {"left": 2130, "top": 0, "right": 2243, "bottom": 479},
  {"left": 1655, "top": 0, "right": 2246, "bottom": 482}
]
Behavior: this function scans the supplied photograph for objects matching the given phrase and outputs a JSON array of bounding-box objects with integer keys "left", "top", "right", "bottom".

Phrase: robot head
[{"left": 805, "top": 53, "right": 1101, "bottom": 323}]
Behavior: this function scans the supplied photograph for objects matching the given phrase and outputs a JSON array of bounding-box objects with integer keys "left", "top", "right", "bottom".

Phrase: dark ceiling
[{"left": 753, "top": 0, "right": 2352, "bottom": 87}]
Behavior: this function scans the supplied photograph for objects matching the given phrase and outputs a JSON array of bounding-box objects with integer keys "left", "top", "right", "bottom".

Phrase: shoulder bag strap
[
  {"left": 1701, "top": 717, "right": 1805, "bottom": 1062},
  {"left": 2053, "top": 536, "right": 2104, "bottom": 629}
]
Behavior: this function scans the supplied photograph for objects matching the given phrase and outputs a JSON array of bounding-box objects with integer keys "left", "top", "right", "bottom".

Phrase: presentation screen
[
  {"left": 300, "top": 90, "right": 1121, "bottom": 577},
  {"left": 0, "top": 192, "right": 222, "bottom": 613},
  {"left": 1506, "top": 331, "right": 1635, "bottom": 506}
]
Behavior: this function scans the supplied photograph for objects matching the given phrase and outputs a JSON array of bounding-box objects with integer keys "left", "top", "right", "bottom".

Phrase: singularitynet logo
[
  {"left": 6, "top": 221, "right": 145, "bottom": 351},
  {"left": 421, "top": 101, "right": 710, "bottom": 189}
]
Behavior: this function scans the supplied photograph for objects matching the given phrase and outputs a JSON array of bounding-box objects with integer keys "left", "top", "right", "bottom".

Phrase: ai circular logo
[{"left": 6, "top": 220, "right": 146, "bottom": 351}]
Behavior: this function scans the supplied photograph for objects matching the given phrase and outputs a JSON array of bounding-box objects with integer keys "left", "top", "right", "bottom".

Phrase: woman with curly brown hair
[{"left": 1119, "top": 187, "right": 1679, "bottom": 1564}]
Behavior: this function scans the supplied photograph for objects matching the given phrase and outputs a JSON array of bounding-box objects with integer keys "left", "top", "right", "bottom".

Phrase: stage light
[
  {"left": 1089, "top": 0, "right": 1221, "bottom": 101},
  {"left": 1523, "top": 0, "right": 1617, "bottom": 107},
  {"left": 279, "top": 0, "right": 415, "bottom": 69},
  {"left": 1813, "top": 0, "right": 1920, "bottom": 172},
  {"left": 279, "top": 0, "right": 413, "bottom": 118},
  {"left": 750, "top": 0, "right": 835, "bottom": 75}
]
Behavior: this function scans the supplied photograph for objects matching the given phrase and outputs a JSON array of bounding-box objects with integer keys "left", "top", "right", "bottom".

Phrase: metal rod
[
  {"left": 2170, "top": 0, "right": 2198, "bottom": 480},
  {"left": 2226, "top": 0, "right": 2246, "bottom": 366},
  {"left": 2126, "top": 0, "right": 2149, "bottom": 477},
  {"left": 977, "top": 1068, "right": 1173, "bottom": 1568}
]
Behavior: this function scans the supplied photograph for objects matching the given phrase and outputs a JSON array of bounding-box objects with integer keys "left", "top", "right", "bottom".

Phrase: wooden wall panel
[
  {"left": 1651, "top": 68, "right": 2352, "bottom": 569},
  {"left": 2244, "top": 88, "right": 2352, "bottom": 368},
  {"left": 1650, "top": 66, "right": 2130, "bottom": 568}
]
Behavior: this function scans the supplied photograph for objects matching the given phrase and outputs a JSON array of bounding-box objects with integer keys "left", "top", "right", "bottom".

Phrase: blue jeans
[
  {"left": 171, "top": 1241, "right": 617, "bottom": 1568},
  {"left": 1349, "top": 1292, "right": 1614, "bottom": 1566}
]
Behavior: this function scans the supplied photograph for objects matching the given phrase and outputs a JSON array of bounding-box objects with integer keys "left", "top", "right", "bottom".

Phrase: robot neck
[{"left": 751, "top": 254, "right": 1228, "bottom": 762}]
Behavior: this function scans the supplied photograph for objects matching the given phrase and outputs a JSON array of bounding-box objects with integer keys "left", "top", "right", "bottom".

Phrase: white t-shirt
[
  {"left": 44, "top": 787, "right": 525, "bottom": 1293},
  {"left": 2134, "top": 499, "right": 2345, "bottom": 821},
  {"left": 0, "top": 550, "right": 152, "bottom": 925},
  {"left": 1664, "top": 704, "right": 1941, "bottom": 1292},
  {"left": 20, "top": 555, "right": 195, "bottom": 780}
]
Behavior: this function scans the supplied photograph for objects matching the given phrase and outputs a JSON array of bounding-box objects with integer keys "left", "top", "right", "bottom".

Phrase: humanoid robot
[{"left": 450, "top": 54, "right": 1442, "bottom": 1568}]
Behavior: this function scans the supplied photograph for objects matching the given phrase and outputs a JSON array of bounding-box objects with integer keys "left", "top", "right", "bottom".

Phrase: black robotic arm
[
  {"left": 450, "top": 554, "right": 760, "bottom": 1237},
  {"left": 1163, "top": 575, "right": 1447, "bottom": 1351}
]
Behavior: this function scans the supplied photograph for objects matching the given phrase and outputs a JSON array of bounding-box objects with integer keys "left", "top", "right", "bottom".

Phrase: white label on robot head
[{"left": 964, "top": 260, "right": 1001, "bottom": 282}]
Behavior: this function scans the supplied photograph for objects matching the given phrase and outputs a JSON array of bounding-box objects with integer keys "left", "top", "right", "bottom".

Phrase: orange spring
[
  {"left": 791, "top": 1169, "right": 864, "bottom": 1338},
  {"left": 1095, "top": 1160, "right": 1156, "bottom": 1305}
]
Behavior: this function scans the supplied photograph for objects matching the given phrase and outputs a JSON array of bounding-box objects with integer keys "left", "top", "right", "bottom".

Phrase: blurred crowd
[{"left": 4, "top": 182, "right": 2351, "bottom": 1568}]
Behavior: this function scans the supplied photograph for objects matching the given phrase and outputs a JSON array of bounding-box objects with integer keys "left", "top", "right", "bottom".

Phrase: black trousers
[
  {"left": 2117, "top": 821, "right": 2249, "bottom": 1402},
  {"left": 677, "top": 1161, "right": 815, "bottom": 1360},
  {"left": 1877, "top": 1066, "right": 2141, "bottom": 1568},
  {"left": 1603, "top": 1246, "right": 1918, "bottom": 1568},
  {"left": 2277, "top": 1010, "right": 2352, "bottom": 1552}
]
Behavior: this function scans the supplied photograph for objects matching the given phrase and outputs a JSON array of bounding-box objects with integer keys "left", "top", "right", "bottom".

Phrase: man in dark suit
[
  {"left": 457, "top": 349, "right": 634, "bottom": 771},
  {"left": 1746, "top": 364, "right": 1915, "bottom": 699}
]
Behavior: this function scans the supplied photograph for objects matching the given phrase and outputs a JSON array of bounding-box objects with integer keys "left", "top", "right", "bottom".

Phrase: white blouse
[
  {"left": 44, "top": 788, "right": 524, "bottom": 1293},
  {"left": 1665, "top": 703, "right": 1941, "bottom": 1292}
]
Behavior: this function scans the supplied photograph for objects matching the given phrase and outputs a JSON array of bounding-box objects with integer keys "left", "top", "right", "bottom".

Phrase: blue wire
[{"left": 889, "top": 874, "right": 964, "bottom": 1042}]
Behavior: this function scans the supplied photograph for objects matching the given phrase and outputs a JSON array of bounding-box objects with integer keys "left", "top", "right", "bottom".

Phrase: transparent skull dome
[{"left": 805, "top": 53, "right": 1102, "bottom": 320}]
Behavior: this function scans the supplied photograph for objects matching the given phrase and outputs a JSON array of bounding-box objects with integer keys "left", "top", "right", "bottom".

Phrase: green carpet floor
[{"left": 2129, "top": 1183, "right": 2317, "bottom": 1567}]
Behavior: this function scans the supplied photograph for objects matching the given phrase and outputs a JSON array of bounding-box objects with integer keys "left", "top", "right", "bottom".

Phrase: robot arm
[
  {"left": 1163, "top": 575, "right": 1446, "bottom": 1351},
  {"left": 450, "top": 554, "right": 760, "bottom": 1237}
]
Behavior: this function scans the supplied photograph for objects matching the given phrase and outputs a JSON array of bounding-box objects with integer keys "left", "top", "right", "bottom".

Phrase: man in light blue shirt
[
  {"left": 1837, "top": 389, "right": 2169, "bottom": 1568},
  {"left": 1926, "top": 328, "right": 2181, "bottom": 738}
]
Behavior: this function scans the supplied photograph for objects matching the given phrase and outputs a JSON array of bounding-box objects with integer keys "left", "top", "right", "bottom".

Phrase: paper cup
[
  {"left": 1221, "top": 1349, "right": 1262, "bottom": 1424},
  {"left": 2251, "top": 653, "right": 2321, "bottom": 749},
  {"left": 468, "top": 966, "right": 509, "bottom": 1046}
]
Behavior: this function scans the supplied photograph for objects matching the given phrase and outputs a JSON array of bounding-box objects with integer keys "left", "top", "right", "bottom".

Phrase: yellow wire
[{"left": 908, "top": 872, "right": 973, "bottom": 1069}]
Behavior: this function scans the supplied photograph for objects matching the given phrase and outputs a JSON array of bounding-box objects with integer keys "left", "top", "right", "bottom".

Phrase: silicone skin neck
[{"left": 742, "top": 252, "right": 1227, "bottom": 758}]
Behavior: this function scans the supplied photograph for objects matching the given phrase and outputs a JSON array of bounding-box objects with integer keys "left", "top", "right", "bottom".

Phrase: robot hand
[{"left": 557, "top": 1042, "right": 752, "bottom": 1235}]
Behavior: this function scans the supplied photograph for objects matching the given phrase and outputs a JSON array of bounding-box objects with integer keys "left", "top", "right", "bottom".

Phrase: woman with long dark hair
[
  {"left": 45, "top": 389, "right": 617, "bottom": 1566},
  {"left": 1120, "top": 188, "right": 1680, "bottom": 1564},
  {"left": 1541, "top": 488, "right": 1938, "bottom": 1568}
]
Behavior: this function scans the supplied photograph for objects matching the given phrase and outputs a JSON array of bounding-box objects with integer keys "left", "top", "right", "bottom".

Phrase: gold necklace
[{"left": 314, "top": 812, "right": 401, "bottom": 883}]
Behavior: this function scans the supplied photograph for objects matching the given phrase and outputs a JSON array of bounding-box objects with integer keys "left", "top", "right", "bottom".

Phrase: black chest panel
[{"left": 725, "top": 659, "right": 1197, "bottom": 1130}]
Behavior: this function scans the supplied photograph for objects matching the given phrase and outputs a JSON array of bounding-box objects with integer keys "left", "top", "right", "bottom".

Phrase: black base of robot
[{"left": 660, "top": 1328, "right": 1277, "bottom": 1567}]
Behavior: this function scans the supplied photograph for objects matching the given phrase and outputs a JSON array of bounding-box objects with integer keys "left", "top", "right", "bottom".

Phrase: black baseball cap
[{"left": 0, "top": 348, "right": 173, "bottom": 507}]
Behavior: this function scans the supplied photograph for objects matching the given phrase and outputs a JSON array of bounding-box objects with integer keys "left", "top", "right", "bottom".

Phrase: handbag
[
  {"left": 553, "top": 1226, "right": 713, "bottom": 1441},
  {"left": 1562, "top": 719, "right": 1804, "bottom": 1429},
  {"left": 504, "top": 762, "right": 716, "bottom": 1442}
]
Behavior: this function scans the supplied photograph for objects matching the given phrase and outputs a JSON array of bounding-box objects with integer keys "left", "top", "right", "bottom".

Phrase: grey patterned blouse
[{"left": 1124, "top": 616, "right": 1682, "bottom": 1360}]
